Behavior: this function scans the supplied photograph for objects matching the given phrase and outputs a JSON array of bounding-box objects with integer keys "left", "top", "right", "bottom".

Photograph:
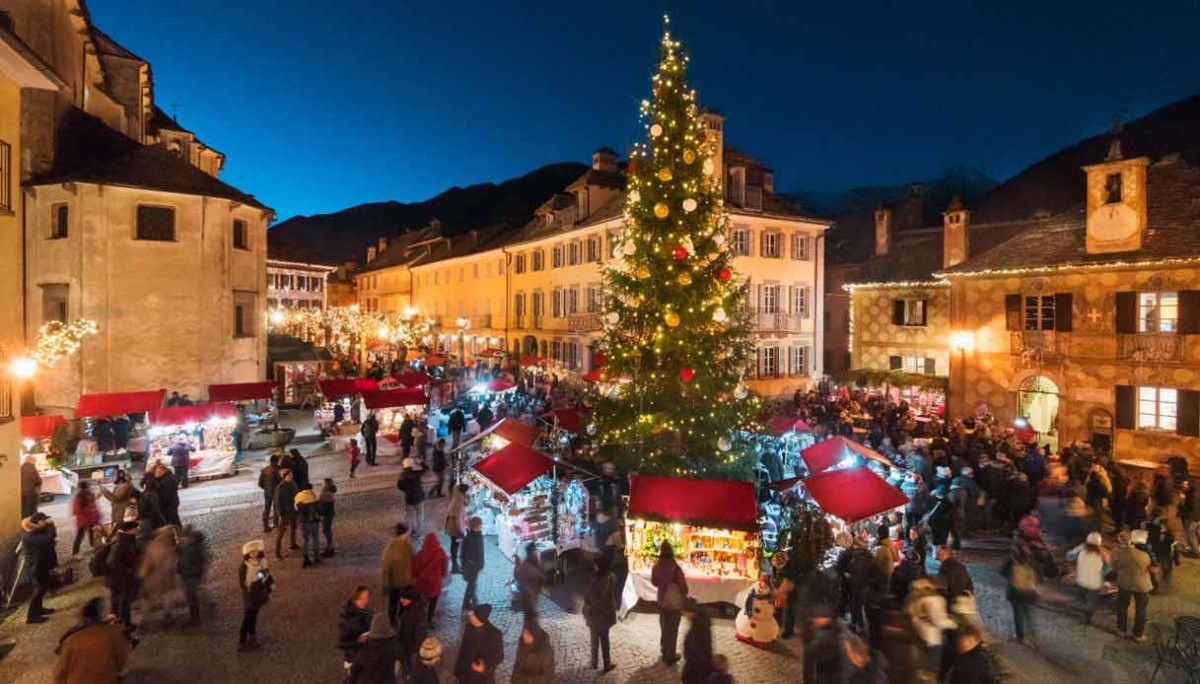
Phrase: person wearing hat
[
  {"left": 455, "top": 604, "right": 503, "bottom": 684},
  {"left": 1114, "top": 529, "right": 1153, "bottom": 642},
  {"left": 1067, "top": 531, "right": 1110, "bottom": 625},
  {"left": 238, "top": 539, "right": 273, "bottom": 652},
  {"left": 167, "top": 433, "right": 196, "bottom": 490},
  {"left": 382, "top": 523, "right": 415, "bottom": 627},
  {"left": 52, "top": 596, "right": 131, "bottom": 684},
  {"left": 409, "top": 636, "right": 442, "bottom": 684},
  {"left": 105, "top": 521, "right": 143, "bottom": 628},
  {"left": 21, "top": 512, "right": 58, "bottom": 624},
  {"left": 511, "top": 618, "right": 556, "bottom": 683},
  {"left": 347, "top": 614, "right": 401, "bottom": 683},
  {"left": 273, "top": 469, "right": 300, "bottom": 560},
  {"left": 395, "top": 586, "right": 428, "bottom": 672}
]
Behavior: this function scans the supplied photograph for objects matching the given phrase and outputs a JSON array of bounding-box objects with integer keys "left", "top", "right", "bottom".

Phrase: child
[{"left": 347, "top": 438, "right": 360, "bottom": 479}]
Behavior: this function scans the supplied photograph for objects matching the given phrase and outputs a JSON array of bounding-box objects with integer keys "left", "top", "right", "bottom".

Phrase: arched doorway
[
  {"left": 1017, "top": 375, "right": 1060, "bottom": 441},
  {"left": 522, "top": 335, "right": 538, "bottom": 356}
]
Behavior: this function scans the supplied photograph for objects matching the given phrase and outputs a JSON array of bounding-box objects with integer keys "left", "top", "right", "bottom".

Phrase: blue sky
[{"left": 88, "top": 0, "right": 1200, "bottom": 222}]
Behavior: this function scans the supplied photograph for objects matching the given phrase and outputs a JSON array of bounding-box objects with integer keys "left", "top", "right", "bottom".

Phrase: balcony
[
  {"left": 568, "top": 313, "right": 603, "bottom": 333},
  {"left": 1118, "top": 332, "right": 1185, "bottom": 362},
  {"left": 1009, "top": 330, "right": 1062, "bottom": 357},
  {"left": 752, "top": 311, "right": 804, "bottom": 333}
]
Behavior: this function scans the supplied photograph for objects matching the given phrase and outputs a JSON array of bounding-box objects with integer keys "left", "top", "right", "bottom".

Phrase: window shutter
[
  {"left": 1179, "top": 291, "right": 1200, "bottom": 334},
  {"left": 1115, "top": 291, "right": 1137, "bottom": 334},
  {"left": 919, "top": 298, "right": 929, "bottom": 326},
  {"left": 889, "top": 355, "right": 902, "bottom": 371},
  {"left": 1114, "top": 385, "right": 1135, "bottom": 430},
  {"left": 892, "top": 300, "right": 905, "bottom": 325},
  {"left": 1005, "top": 294, "right": 1021, "bottom": 331},
  {"left": 1178, "top": 390, "right": 1200, "bottom": 437},
  {"left": 924, "top": 358, "right": 936, "bottom": 375},
  {"left": 1054, "top": 293, "right": 1073, "bottom": 332}
]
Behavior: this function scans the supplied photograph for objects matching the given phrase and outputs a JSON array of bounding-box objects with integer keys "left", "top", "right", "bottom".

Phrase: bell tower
[{"left": 1083, "top": 118, "right": 1150, "bottom": 254}]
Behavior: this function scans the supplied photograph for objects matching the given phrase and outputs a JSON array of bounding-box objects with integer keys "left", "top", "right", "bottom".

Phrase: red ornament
[
  {"left": 594, "top": 353, "right": 607, "bottom": 367},
  {"left": 628, "top": 158, "right": 638, "bottom": 175},
  {"left": 673, "top": 245, "right": 688, "bottom": 260},
  {"left": 679, "top": 367, "right": 694, "bottom": 382},
  {"left": 719, "top": 267, "right": 732, "bottom": 282}
]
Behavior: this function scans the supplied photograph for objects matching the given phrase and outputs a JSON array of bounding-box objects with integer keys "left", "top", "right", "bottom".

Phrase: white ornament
[
  {"left": 586, "top": 423, "right": 596, "bottom": 436},
  {"left": 681, "top": 236, "right": 695, "bottom": 255},
  {"left": 718, "top": 437, "right": 732, "bottom": 452},
  {"left": 683, "top": 198, "right": 697, "bottom": 213},
  {"left": 734, "top": 384, "right": 749, "bottom": 400},
  {"left": 629, "top": 189, "right": 641, "bottom": 202},
  {"left": 605, "top": 312, "right": 620, "bottom": 325},
  {"left": 713, "top": 307, "right": 728, "bottom": 323},
  {"left": 650, "top": 124, "right": 663, "bottom": 137},
  {"left": 622, "top": 241, "right": 637, "bottom": 256},
  {"left": 703, "top": 159, "right": 715, "bottom": 176},
  {"left": 714, "top": 233, "right": 726, "bottom": 246}
]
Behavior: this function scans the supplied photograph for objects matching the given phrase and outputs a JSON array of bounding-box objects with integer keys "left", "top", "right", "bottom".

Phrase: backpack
[
  {"left": 1010, "top": 560, "right": 1038, "bottom": 594},
  {"left": 90, "top": 541, "right": 113, "bottom": 578}
]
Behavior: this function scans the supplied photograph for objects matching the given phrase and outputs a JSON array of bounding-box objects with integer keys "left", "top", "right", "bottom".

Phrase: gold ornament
[
  {"left": 665, "top": 311, "right": 681, "bottom": 327},
  {"left": 683, "top": 149, "right": 696, "bottom": 164},
  {"left": 635, "top": 265, "right": 651, "bottom": 279},
  {"left": 653, "top": 202, "right": 670, "bottom": 219},
  {"left": 658, "top": 167, "right": 672, "bottom": 182},
  {"left": 677, "top": 272, "right": 692, "bottom": 286}
]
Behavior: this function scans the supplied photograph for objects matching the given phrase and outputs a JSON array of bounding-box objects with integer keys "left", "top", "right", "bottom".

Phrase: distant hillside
[
  {"left": 789, "top": 166, "right": 997, "bottom": 221},
  {"left": 269, "top": 162, "right": 589, "bottom": 264}
]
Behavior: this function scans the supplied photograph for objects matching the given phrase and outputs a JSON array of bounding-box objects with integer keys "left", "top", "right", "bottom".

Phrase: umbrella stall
[
  {"left": 20, "top": 414, "right": 77, "bottom": 495},
  {"left": 144, "top": 403, "right": 240, "bottom": 479},
  {"left": 619, "top": 475, "right": 761, "bottom": 616}
]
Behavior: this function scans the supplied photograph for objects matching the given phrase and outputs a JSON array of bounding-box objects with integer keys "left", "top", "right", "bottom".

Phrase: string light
[{"left": 33, "top": 319, "right": 98, "bottom": 367}]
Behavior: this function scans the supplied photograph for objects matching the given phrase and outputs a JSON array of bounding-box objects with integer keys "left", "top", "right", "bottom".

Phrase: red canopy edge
[
  {"left": 519, "top": 356, "right": 548, "bottom": 367},
  {"left": 472, "top": 442, "right": 556, "bottom": 495},
  {"left": 393, "top": 371, "right": 433, "bottom": 387},
  {"left": 148, "top": 403, "right": 239, "bottom": 425},
  {"left": 800, "top": 436, "right": 893, "bottom": 474},
  {"left": 477, "top": 348, "right": 505, "bottom": 358},
  {"left": 207, "top": 381, "right": 275, "bottom": 403},
  {"left": 627, "top": 475, "right": 758, "bottom": 531},
  {"left": 424, "top": 355, "right": 447, "bottom": 367},
  {"left": 581, "top": 370, "right": 604, "bottom": 383},
  {"left": 452, "top": 418, "right": 539, "bottom": 453},
  {"left": 76, "top": 390, "right": 166, "bottom": 418},
  {"left": 318, "top": 379, "right": 378, "bottom": 397},
  {"left": 484, "top": 379, "right": 516, "bottom": 393},
  {"left": 803, "top": 466, "right": 909, "bottom": 523},
  {"left": 21, "top": 414, "right": 66, "bottom": 439},
  {"left": 541, "top": 407, "right": 591, "bottom": 433},
  {"left": 361, "top": 388, "right": 427, "bottom": 410}
]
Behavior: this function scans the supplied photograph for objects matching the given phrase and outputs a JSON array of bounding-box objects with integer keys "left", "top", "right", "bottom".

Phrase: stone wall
[{"left": 851, "top": 284, "right": 951, "bottom": 376}]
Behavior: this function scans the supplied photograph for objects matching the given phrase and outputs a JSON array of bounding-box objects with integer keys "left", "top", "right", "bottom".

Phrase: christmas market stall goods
[
  {"left": 360, "top": 388, "right": 428, "bottom": 456},
  {"left": 207, "top": 381, "right": 289, "bottom": 450},
  {"left": 71, "top": 390, "right": 166, "bottom": 479},
  {"left": 315, "top": 378, "right": 379, "bottom": 437},
  {"left": 467, "top": 442, "right": 589, "bottom": 561},
  {"left": 619, "top": 475, "right": 760, "bottom": 617},
  {"left": 145, "top": 403, "right": 240, "bottom": 479},
  {"left": 539, "top": 407, "right": 592, "bottom": 455},
  {"left": 20, "top": 414, "right": 78, "bottom": 495}
]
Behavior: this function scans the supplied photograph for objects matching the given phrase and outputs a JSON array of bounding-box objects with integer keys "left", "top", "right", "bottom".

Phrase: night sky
[{"left": 87, "top": 0, "right": 1200, "bottom": 222}]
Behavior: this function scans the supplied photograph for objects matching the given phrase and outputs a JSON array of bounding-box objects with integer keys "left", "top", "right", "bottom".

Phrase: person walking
[
  {"left": 401, "top": 459, "right": 427, "bottom": 534},
  {"left": 429, "top": 438, "right": 447, "bottom": 497},
  {"left": 238, "top": 540, "right": 273, "bottom": 652},
  {"left": 348, "top": 438, "right": 362, "bottom": 479},
  {"left": 444, "top": 484, "right": 468, "bottom": 574},
  {"left": 448, "top": 408, "right": 465, "bottom": 450},
  {"left": 1181, "top": 479, "right": 1200, "bottom": 557},
  {"left": 100, "top": 470, "right": 134, "bottom": 526},
  {"left": 455, "top": 604, "right": 504, "bottom": 684},
  {"left": 515, "top": 542, "right": 546, "bottom": 619},
  {"left": 176, "top": 525, "right": 210, "bottom": 627},
  {"left": 258, "top": 454, "right": 281, "bottom": 533},
  {"left": 147, "top": 463, "right": 181, "bottom": 527},
  {"left": 461, "top": 516, "right": 485, "bottom": 612},
  {"left": 139, "top": 526, "right": 178, "bottom": 625},
  {"left": 288, "top": 448, "right": 311, "bottom": 491},
  {"left": 52, "top": 597, "right": 131, "bottom": 684},
  {"left": 71, "top": 481, "right": 102, "bottom": 556},
  {"left": 651, "top": 541, "right": 689, "bottom": 666},
  {"left": 512, "top": 618, "right": 556, "bottom": 683},
  {"left": 1002, "top": 543, "right": 1040, "bottom": 645},
  {"left": 681, "top": 600, "right": 715, "bottom": 684},
  {"left": 274, "top": 469, "right": 300, "bottom": 560},
  {"left": 168, "top": 435, "right": 196, "bottom": 489},
  {"left": 410, "top": 637, "right": 442, "bottom": 684},
  {"left": 21, "top": 453, "right": 42, "bottom": 518},
  {"left": 382, "top": 523, "right": 415, "bottom": 626},
  {"left": 347, "top": 614, "right": 401, "bottom": 683},
  {"left": 318, "top": 478, "right": 338, "bottom": 557},
  {"left": 361, "top": 412, "right": 379, "bottom": 466},
  {"left": 414, "top": 532, "right": 448, "bottom": 627},
  {"left": 395, "top": 586, "right": 428, "bottom": 673},
  {"left": 583, "top": 553, "right": 618, "bottom": 673},
  {"left": 1067, "top": 531, "right": 1110, "bottom": 625},
  {"left": 946, "top": 622, "right": 996, "bottom": 684},
  {"left": 295, "top": 487, "right": 321, "bottom": 568},
  {"left": 903, "top": 578, "right": 957, "bottom": 675},
  {"left": 936, "top": 546, "right": 974, "bottom": 600},
  {"left": 21, "top": 512, "right": 58, "bottom": 624},
  {"left": 337, "top": 586, "right": 373, "bottom": 672},
  {"left": 1113, "top": 529, "right": 1153, "bottom": 643},
  {"left": 104, "top": 521, "right": 141, "bottom": 628}
]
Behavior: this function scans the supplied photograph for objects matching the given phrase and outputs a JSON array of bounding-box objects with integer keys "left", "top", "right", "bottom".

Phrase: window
[
  {"left": 459, "top": 267, "right": 465, "bottom": 282},
  {"left": 1024, "top": 295, "right": 1055, "bottom": 331},
  {"left": 552, "top": 244, "right": 564, "bottom": 268},
  {"left": 901, "top": 356, "right": 926, "bottom": 374},
  {"left": 761, "top": 284, "right": 780, "bottom": 314},
  {"left": 514, "top": 253, "right": 527, "bottom": 274},
  {"left": 233, "top": 291, "right": 257, "bottom": 337},
  {"left": 531, "top": 292, "right": 544, "bottom": 317},
  {"left": 532, "top": 250, "right": 545, "bottom": 271},
  {"left": 791, "top": 234, "right": 811, "bottom": 261},
  {"left": 893, "top": 299, "right": 927, "bottom": 327},
  {"left": 586, "top": 284, "right": 601, "bottom": 313},
  {"left": 731, "top": 227, "right": 751, "bottom": 256},
  {"left": 232, "top": 219, "right": 249, "bottom": 250},
  {"left": 473, "top": 263, "right": 479, "bottom": 279},
  {"left": 585, "top": 237, "right": 601, "bottom": 263},
  {"left": 50, "top": 203, "right": 69, "bottom": 239},
  {"left": 1105, "top": 173, "right": 1123, "bottom": 204},
  {"left": 567, "top": 287, "right": 579, "bottom": 315},
  {"left": 759, "top": 346, "right": 779, "bottom": 378},
  {"left": 551, "top": 340, "right": 563, "bottom": 363},
  {"left": 0, "top": 140, "right": 10, "bottom": 213},
  {"left": 551, "top": 289, "right": 563, "bottom": 318},
  {"left": 514, "top": 293, "right": 526, "bottom": 316},
  {"left": 761, "top": 232, "right": 782, "bottom": 258},
  {"left": 42, "top": 284, "right": 69, "bottom": 324},
  {"left": 136, "top": 205, "right": 176, "bottom": 241},
  {"left": 1139, "top": 292, "right": 1178, "bottom": 332},
  {"left": 1139, "top": 386, "right": 1177, "bottom": 431},
  {"left": 792, "top": 285, "right": 810, "bottom": 318},
  {"left": 789, "top": 346, "right": 809, "bottom": 376}
]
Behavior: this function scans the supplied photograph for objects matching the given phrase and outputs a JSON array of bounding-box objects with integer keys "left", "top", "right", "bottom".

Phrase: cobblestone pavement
[{"left": 1, "top": 443, "right": 1195, "bottom": 682}]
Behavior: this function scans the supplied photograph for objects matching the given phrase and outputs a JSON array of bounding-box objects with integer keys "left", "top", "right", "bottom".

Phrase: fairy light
[{"left": 33, "top": 319, "right": 98, "bottom": 367}]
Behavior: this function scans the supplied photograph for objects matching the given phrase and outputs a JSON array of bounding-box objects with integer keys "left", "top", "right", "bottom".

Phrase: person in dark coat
[
  {"left": 476, "top": 404, "right": 494, "bottom": 432},
  {"left": 105, "top": 521, "right": 141, "bottom": 628},
  {"left": 936, "top": 546, "right": 974, "bottom": 600},
  {"left": 681, "top": 600, "right": 715, "bottom": 684},
  {"left": 448, "top": 408, "right": 466, "bottom": 449},
  {"left": 176, "top": 525, "right": 209, "bottom": 627},
  {"left": 147, "top": 463, "right": 180, "bottom": 527},
  {"left": 429, "top": 439, "right": 447, "bottom": 497},
  {"left": 338, "top": 586, "right": 373, "bottom": 669},
  {"left": 410, "top": 637, "right": 442, "bottom": 684},
  {"left": 349, "top": 614, "right": 401, "bottom": 684},
  {"left": 1125, "top": 482, "right": 1151, "bottom": 531},
  {"left": 843, "top": 631, "right": 889, "bottom": 684},
  {"left": 288, "top": 448, "right": 311, "bottom": 490},
  {"left": 361, "top": 413, "right": 380, "bottom": 466},
  {"left": 651, "top": 540, "right": 689, "bottom": 666},
  {"left": 238, "top": 541, "right": 273, "bottom": 652},
  {"left": 802, "top": 605, "right": 843, "bottom": 684},
  {"left": 258, "top": 454, "right": 281, "bottom": 533},
  {"left": 879, "top": 608, "right": 921, "bottom": 684},
  {"left": 946, "top": 622, "right": 996, "bottom": 684},
  {"left": 399, "top": 415, "right": 416, "bottom": 458},
  {"left": 21, "top": 454, "right": 42, "bottom": 518},
  {"left": 511, "top": 618, "right": 555, "bottom": 683},
  {"left": 21, "top": 513, "right": 57, "bottom": 624},
  {"left": 845, "top": 538, "right": 881, "bottom": 634},
  {"left": 455, "top": 604, "right": 504, "bottom": 684},
  {"left": 273, "top": 470, "right": 300, "bottom": 560},
  {"left": 891, "top": 548, "right": 926, "bottom": 606},
  {"left": 583, "top": 553, "right": 618, "bottom": 672},
  {"left": 514, "top": 542, "right": 545, "bottom": 619},
  {"left": 460, "top": 517, "right": 485, "bottom": 612},
  {"left": 167, "top": 435, "right": 196, "bottom": 489},
  {"left": 395, "top": 586, "right": 428, "bottom": 672}
]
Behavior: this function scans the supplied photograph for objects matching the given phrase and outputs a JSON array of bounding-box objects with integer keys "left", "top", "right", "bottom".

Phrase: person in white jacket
[
  {"left": 904, "top": 577, "right": 958, "bottom": 672},
  {"left": 1067, "top": 531, "right": 1110, "bottom": 625}
]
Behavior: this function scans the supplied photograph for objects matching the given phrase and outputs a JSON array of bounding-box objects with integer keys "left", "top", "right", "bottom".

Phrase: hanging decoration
[
  {"left": 683, "top": 198, "right": 698, "bottom": 213},
  {"left": 673, "top": 245, "right": 688, "bottom": 260},
  {"left": 683, "top": 149, "right": 696, "bottom": 164},
  {"left": 654, "top": 203, "right": 670, "bottom": 219},
  {"left": 650, "top": 123, "right": 663, "bottom": 137},
  {"left": 32, "top": 319, "right": 99, "bottom": 367},
  {"left": 713, "top": 307, "right": 728, "bottom": 323},
  {"left": 665, "top": 311, "right": 681, "bottom": 327},
  {"left": 658, "top": 167, "right": 673, "bottom": 182},
  {"left": 677, "top": 273, "right": 693, "bottom": 286},
  {"left": 679, "top": 367, "right": 694, "bottom": 382},
  {"left": 719, "top": 267, "right": 732, "bottom": 282}
]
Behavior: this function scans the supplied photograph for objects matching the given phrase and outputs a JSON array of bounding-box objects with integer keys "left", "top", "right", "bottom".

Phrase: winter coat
[
  {"left": 348, "top": 637, "right": 401, "bottom": 684},
  {"left": 511, "top": 631, "right": 556, "bottom": 684},
  {"left": 53, "top": 621, "right": 131, "bottom": 684},
  {"left": 21, "top": 518, "right": 57, "bottom": 582},
  {"left": 514, "top": 558, "right": 546, "bottom": 612},
  {"left": 455, "top": 621, "right": 504, "bottom": 683},
  {"left": 337, "top": 600, "right": 373, "bottom": 661},
  {"left": 361, "top": 416, "right": 379, "bottom": 439},
  {"left": 150, "top": 472, "right": 180, "bottom": 517},
  {"left": 291, "top": 454, "right": 310, "bottom": 491},
  {"left": 105, "top": 534, "right": 141, "bottom": 594},
  {"left": 681, "top": 610, "right": 715, "bottom": 684},
  {"left": 381, "top": 536, "right": 415, "bottom": 591},
  {"left": 460, "top": 530, "right": 485, "bottom": 578},
  {"left": 402, "top": 470, "right": 426, "bottom": 506},
  {"left": 239, "top": 558, "right": 273, "bottom": 610},
  {"left": 947, "top": 643, "right": 996, "bottom": 684},
  {"left": 903, "top": 583, "right": 956, "bottom": 647},
  {"left": 177, "top": 531, "right": 208, "bottom": 582},
  {"left": 295, "top": 491, "right": 321, "bottom": 526},
  {"left": 138, "top": 531, "right": 177, "bottom": 598},
  {"left": 257, "top": 464, "right": 280, "bottom": 494},
  {"left": 168, "top": 442, "right": 195, "bottom": 470},
  {"left": 408, "top": 661, "right": 439, "bottom": 684},
  {"left": 413, "top": 534, "right": 448, "bottom": 599},
  {"left": 890, "top": 558, "right": 925, "bottom": 605},
  {"left": 1125, "top": 490, "right": 1150, "bottom": 530},
  {"left": 100, "top": 482, "right": 133, "bottom": 524},
  {"left": 650, "top": 556, "right": 688, "bottom": 607},
  {"left": 447, "top": 410, "right": 465, "bottom": 433},
  {"left": 21, "top": 461, "right": 42, "bottom": 497},
  {"left": 72, "top": 490, "right": 101, "bottom": 531},
  {"left": 845, "top": 649, "right": 890, "bottom": 684},
  {"left": 274, "top": 480, "right": 299, "bottom": 518},
  {"left": 937, "top": 556, "right": 974, "bottom": 599},
  {"left": 583, "top": 570, "right": 618, "bottom": 630},
  {"left": 395, "top": 595, "right": 428, "bottom": 668},
  {"left": 847, "top": 546, "right": 882, "bottom": 598},
  {"left": 1067, "top": 543, "right": 1109, "bottom": 591},
  {"left": 444, "top": 490, "right": 467, "bottom": 537},
  {"left": 1112, "top": 542, "right": 1153, "bottom": 593}
]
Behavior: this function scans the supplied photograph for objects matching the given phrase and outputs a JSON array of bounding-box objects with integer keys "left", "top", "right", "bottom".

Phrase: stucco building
[{"left": 268, "top": 259, "right": 336, "bottom": 310}]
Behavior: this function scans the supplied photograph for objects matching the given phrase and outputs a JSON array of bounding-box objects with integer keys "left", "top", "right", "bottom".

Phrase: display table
[
  {"left": 618, "top": 569, "right": 755, "bottom": 619},
  {"left": 40, "top": 468, "right": 79, "bottom": 495}
]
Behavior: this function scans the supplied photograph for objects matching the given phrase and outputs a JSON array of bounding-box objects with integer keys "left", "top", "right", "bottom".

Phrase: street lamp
[
  {"left": 949, "top": 330, "right": 975, "bottom": 420},
  {"left": 8, "top": 355, "right": 37, "bottom": 380}
]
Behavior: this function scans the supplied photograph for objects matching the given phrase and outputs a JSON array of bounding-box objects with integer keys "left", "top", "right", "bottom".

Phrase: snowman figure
[{"left": 735, "top": 575, "right": 780, "bottom": 645}]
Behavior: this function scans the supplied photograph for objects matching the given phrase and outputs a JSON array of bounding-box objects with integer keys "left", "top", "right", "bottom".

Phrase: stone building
[{"left": 267, "top": 259, "right": 336, "bottom": 310}]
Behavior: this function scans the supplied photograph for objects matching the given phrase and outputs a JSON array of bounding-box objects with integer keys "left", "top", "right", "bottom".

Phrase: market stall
[
  {"left": 393, "top": 370, "right": 433, "bottom": 388},
  {"left": 361, "top": 387, "right": 428, "bottom": 455},
  {"left": 799, "top": 435, "right": 895, "bottom": 475},
  {"left": 71, "top": 390, "right": 165, "bottom": 478},
  {"left": 315, "top": 378, "right": 378, "bottom": 436},
  {"left": 619, "top": 475, "right": 760, "bottom": 617},
  {"left": 20, "top": 414, "right": 77, "bottom": 495},
  {"left": 800, "top": 465, "right": 909, "bottom": 523},
  {"left": 207, "top": 381, "right": 287, "bottom": 450},
  {"left": 145, "top": 403, "right": 240, "bottom": 479}
]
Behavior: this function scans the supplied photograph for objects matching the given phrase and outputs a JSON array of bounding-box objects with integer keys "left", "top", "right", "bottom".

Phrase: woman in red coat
[
  {"left": 413, "top": 532, "right": 448, "bottom": 626},
  {"left": 71, "top": 481, "right": 102, "bottom": 555}
]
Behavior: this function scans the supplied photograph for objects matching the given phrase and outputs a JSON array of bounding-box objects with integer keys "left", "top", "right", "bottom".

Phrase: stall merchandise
[
  {"left": 145, "top": 404, "right": 240, "bottom": 479},
  {"left": 619, "top": 476, "right": 760, "bottom": 615},
  {"left": 71, "top": 390, "right": 164, "bottom": 477},
  {"left": 361, "top": 388, "right": 428, "bottom": 455},
  {"left": 315, "top": 378, "right": 379, "bottom": 436},
  {"left": 20, "top": 414, "right": 77, "bottom": 495}
]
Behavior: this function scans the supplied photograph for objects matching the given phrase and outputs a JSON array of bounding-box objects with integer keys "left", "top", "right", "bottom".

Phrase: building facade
[{"left": 267, "top": 259, "right": 336, "bottom": 310}]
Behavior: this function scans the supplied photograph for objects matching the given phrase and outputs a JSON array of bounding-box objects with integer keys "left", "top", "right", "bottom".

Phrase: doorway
[{"left": 1018, "top": 375, "right": 1060, "bottom": 447}]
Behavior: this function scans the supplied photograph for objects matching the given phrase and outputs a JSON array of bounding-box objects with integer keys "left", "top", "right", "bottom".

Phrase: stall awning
[
  {"left": 627, "top": 475, "right": 758, "bottom": 531},
  {"left": 800, "top": 436, "right": 894, "bottom": 474},
  {"left": 424, "top": 355, "right": 446, "bottom": 367},
  {"left": 361, "top": 388, "right": 427, "bottom": 410},
  {"left": 76, "top": 390, "right": 166, "bottom": 418},
  {"left": 477, "top": 348, "right": 505, "bottom": 358},
  {"left": 472, "top": 442, "right": 556, "bottom": 495},
  {"left": 474, "top": 379, "right": 516, "bottom": 394},
  {"left": 760, "top": 413, "right": 807, "bottom": 438},
  {"left": 21, "top": 414, "right": 66, "bottom": 439},
  {"left": 207, "top": 381, "right": 275, "bottom": 403},
  {"left": 794, "top": 418, "right": 812, "bottom": 432},
  {"left": 541, "top": 407, "right": 591, "bottom": 434},
  {"left": 318, "top": 378, "right": 378, "bottom": 397},
  {"left": 803, "top": 466, "right": 909, "bottom": 523},
  {"left": 581, "top": 370, "right": 605, "bottom": 383},
  {"left": 148, "top": 403, "right": 239, "bottom": 425},
  {"left": 519, "top": 356, "right": 548, "bottom": 367},
  {"left": 393, "top": 371, "right": 433, "bottom": 387},
  {"left": 453, "top": 418, "right": 539, "bottom": 452}
]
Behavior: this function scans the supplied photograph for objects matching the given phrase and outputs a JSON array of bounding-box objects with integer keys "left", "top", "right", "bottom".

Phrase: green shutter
[
  {"left": 892, "top": 300, "right": 905, "bottom": 326},
  {"left": 1115, "top": 292, "right": 1137, "bottom": 334},
  {"left": 1178, "top": 390, "right": 1200, "bottom": 437},
  {"left": 1115, "top": 385, "right": 1135, "bottom": 430}
]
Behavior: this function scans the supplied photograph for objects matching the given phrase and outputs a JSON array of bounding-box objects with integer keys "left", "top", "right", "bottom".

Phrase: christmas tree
[{"left": 592, "top": 17, "right": 758, "bottom": 479}]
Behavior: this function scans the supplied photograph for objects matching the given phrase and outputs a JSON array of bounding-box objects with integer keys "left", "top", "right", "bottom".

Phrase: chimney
[
  {"left": 762, "top": 170, "right": 774, "bottom": 194},
  {"left": 942, "top": 195, "right": 970, "bottom": 269},
  {"left": 592, "top": 147, "right": 618, "bottom": 173},
  {"left": 874, "top": 207, "right": 892, "bottom": 256},
  {"left": 366, "top": 246, "right": 377, "bottom": 263},
  {"left": 378, "top": 236, "right": 388, "bottom": 253},
  {"left": 699, "top": 111, "right": 725, "bottom": 192}
]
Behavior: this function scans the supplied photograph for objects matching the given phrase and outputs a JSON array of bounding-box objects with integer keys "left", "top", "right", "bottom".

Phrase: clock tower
[{"left": 1083, "top": 126, "right": 1150, "bottom": 254}]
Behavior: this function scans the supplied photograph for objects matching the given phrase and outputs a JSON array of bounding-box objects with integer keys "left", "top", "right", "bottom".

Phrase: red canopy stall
[
  {"left": 800, "top": 436, "right": 894, "bottom": 474},
  {"left": 207, "top": 382, "right": 275, "bottom": 403},
  {"left": 20, "top": 414, "right": 75, "bottom": 495},
  {"left": 360, "top": 388, "right": 428, "bottom": 453},
  {"left": 76, "top": 390, "right": 165, "bottom": 418},
  {"left": 801, "top": 466, "right": 909, "bottom": 523},
  {"left": 144, "top": 403, "right": 240, "bottom": 479},
  {"left": 71, "top": 390, "right": 166, "bottom": 479}
]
